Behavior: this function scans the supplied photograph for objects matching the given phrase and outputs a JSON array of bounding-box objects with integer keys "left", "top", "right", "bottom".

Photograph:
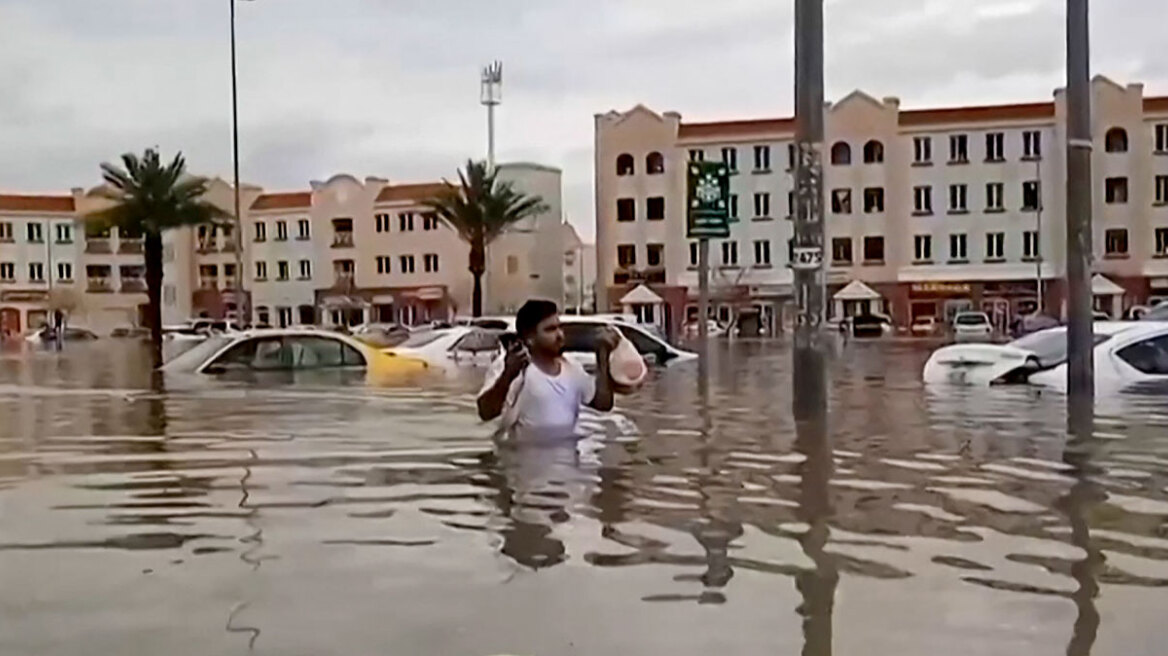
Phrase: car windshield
[
  {"left": 397, "top": 330, "right": 448, "bottom": 348},
  {"left": 1143, "top": 304, "right": 1168, "bottom": 321},
  {"left": 954, "top": 314, "right": 988, "bottom": 326},
  {"left": 162, "top": 335, "right": 235, "bottom": 371},
  {"left": 1008, "top": 330, "right": 1111, "bottom": 368}
]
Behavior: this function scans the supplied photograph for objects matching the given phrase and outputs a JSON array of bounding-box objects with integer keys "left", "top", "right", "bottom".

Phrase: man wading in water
[{"left": 477, "top": 300, "right": 622, "bottom": 438}]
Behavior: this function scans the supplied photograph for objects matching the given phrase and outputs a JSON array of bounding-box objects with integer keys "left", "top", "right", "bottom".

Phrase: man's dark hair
[{"left": 516, "top": 299, "right": 558, "bottom": 338}]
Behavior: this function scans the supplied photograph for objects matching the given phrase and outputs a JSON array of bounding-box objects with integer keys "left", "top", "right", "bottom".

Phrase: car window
[
  {"left": 562, "top": 323, "right": 601, "bottom": 353},
  {"left": 1117, "top": 334, "right": 1168, "bottom": 375},
  {"left": 615, "top": 324, "right": 672, "bottom": 363},
  {"left": 207, "top": 337, "right": 271, "bottom": 370},
  {"left": 285, "top": 336, "right": 366, "bottom": 368},
  {"left": 451, "top": 329, "right": 501, "bottom": 353},
  {"left": 955, "top": 314, "right": 987, "bottom": 326}
]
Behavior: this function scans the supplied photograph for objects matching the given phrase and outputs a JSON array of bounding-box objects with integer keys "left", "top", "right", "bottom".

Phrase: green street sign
[{"left": 686, "top": 160, "right": 731, "bottom": 239}]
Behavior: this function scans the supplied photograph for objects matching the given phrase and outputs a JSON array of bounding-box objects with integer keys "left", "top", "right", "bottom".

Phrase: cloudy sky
[{"left": 2, "top": 0, "right": 1165, "bottom": 240}]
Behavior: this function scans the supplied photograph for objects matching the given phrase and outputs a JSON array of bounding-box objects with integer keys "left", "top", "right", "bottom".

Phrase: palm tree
[
  {"left": 86, "top": 149, "right": 227, "bottom": 367},
  {"left": 425, "top": 160, "right": 547, "bottom": 317}
]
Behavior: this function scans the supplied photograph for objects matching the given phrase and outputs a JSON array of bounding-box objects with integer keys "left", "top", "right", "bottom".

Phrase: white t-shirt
[{"left": 478, "top": 355, "right": 596, "bottom": 435}]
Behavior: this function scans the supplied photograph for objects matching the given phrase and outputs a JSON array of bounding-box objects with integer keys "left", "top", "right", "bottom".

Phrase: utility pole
[
  {"left": 229, "top": 0, "right": 251, "bottom": 326},
  {"left": 698, "top": 240, "right": 710, "bottom": 342},
  {"left": 1065, "top": 0, "right": 1094, "bottom": 412},
  {"left": 1036, "top": 153, "right": 1044, "bottom": 314},
  {"left": 792, "top": 0, "right": 827, "bottom": 421}
]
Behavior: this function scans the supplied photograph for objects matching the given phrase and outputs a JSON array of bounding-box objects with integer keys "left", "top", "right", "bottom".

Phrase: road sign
[
  {"left": 687, "top": 161, "right": 731, "bottom": 239},
  {"left": 791, "top": 246, "right": 823, "bottom": 270}
]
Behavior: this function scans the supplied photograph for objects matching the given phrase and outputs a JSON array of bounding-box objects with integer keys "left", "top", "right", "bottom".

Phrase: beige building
[
  {"left": 595, "top": 76, "right": 1168, "bottom": 335},
  {"left": 561, "top": 221, "right": 596, "bottom": 314}
]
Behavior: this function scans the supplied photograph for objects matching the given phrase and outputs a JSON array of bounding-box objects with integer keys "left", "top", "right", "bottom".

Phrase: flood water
[{"left": 2, "top": 338, "right": 1167, "bottom": 656}]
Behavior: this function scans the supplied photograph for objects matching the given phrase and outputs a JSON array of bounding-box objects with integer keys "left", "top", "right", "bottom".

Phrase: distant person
[{"left": 477, "top": 300, "right": 622, "bottom": 438}]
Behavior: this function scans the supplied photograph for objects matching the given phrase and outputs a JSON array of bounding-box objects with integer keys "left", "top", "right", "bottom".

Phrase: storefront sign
[
  {"left": 911, "top": 282, "right": 971, "bottom": 295},
  {"left": 0, "top": 291, "right": 49, "bottom": 303}
]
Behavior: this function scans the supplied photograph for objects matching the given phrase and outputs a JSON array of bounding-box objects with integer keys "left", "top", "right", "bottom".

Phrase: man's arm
[
  {"left": 477, "top": 347, "right": 527, "bottom": 421},
  {"left": 587, "top": 328, "right": 620, "bottom": 412}
]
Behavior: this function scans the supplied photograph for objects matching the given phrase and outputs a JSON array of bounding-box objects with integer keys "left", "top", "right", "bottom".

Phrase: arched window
[
  {"left": 863, "top": 140, "right": 885, "bottom": 164},
  {"left": 616, "top": 153, "right": 635, "bottom": 176},
  {"left": 1105, "top": 127, "right": 1129, "bottom": 153},
  {"left": 830, "top": 142, "right": 852, "bottom": 166},
  {"left": 646, "top": 152, "right": 665, "bottom": 174}
]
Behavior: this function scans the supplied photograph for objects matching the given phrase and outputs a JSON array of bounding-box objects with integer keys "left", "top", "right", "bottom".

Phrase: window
[
  {"left": 0, "top": 222, "right": 11, "bottom": 241},
  {"left": 862, "top": 140, "right": 884, "bottom": 164},
  {"left": 617, "top": 244, "right": 636, "bottom": 268},
  {"left": 277, "top": 261, "right": 290, "bottom": 281},
  {"left": 948, "top": 184, "right": 968, "bottom": 213},
  {"left": 1105, "top": 177, "right": 1129, "bottom": 204},
  {"left": 646, "top": 197, "right": 665, "bottom": 221},
  {"left": 299, "top": 259, "right": 312, "bottom": 280},
  {"left": 1157, "top": 175, "right": 1168, "bottom": 205},
  {"left": 787, "top": 143, "right": 797, "bottom": 170},
  {"left": 297, "top": 219, "right": 311, "bottom": 240},
  {"left": 985, "top": 132, "right": 1005, "bottom": 162},
  {"left": 728, "top": 194, "right": 739, "bottom": 219},
  {"left": 831, "top": 189, "right": 852, "bottom": 214},
  {"left": 423, "top": 253, "right": 439, "bottom": 272},
  {"left": 949, "top": 134, "right": 969, "bottom": 163},
  {"left": 913, "top": 235, "right": 932, "bottom": 262},
  {"left": 399, "top": 255, "right": 416, "bottom": 274},
  {"left": 0, "top": 262, "right": 13, "bottom": 280},
  {"left": 753, "top": 240, "right": 771, "bottom": 266},
  {"left": 913, "top": 186, "right": 933, "bottom": 214},
  {"left": 26, "top": 222, "right": 43, "bottom": 243},
  {"left": 721, "top": 147, "right": 738, "bottom": 171},
  {"left": 913, "top": 136, "right": 932, "bottom": 164},
  {"left": 720, "top": 241, "right": 738, "bottom": 266},
  {"left": 57, "top": 262, "right": 73, "bottom": 281},
  {"left": 688, "top": 149, "right": 705, "bottom": 162},
  {"left": 1105, "top": 229, "right": 1129, "bottom": 257},
  {"left": 688, "top": 242, "right": 699, "bottom": 267},
  {"left": 28, "top": 262, "right": 44, "bottom": 282},
  {"left": 1023, "top": 181, "right": 1042, "bottom": 211},
  {"left": 199, "top": 264, "right": 219, "bottom": 279},
  {"left": 985, "top": 232, "right": 1005, "bottom": 260},
  {"left": 616, "top": 153, "right": 635, "bottom": 176},
  {"left": 1117, "top": 335, "right": 1168, "bottom": 375},
  {"left": 1156, "top": 228, "right": 1168, "bottom": 256},
  {"left": 375, "top": 213, "right": 391, "bottom": 233},
  {"left": 506, "top": 255, "right": 519, "bottom": 275},
  {"left": 832, "top": 238, "right": 853, "bottom": 265},
  {"left": 863, "top": 236, "right": 884, "bottom": 263},
  {"left": 754, "top": 192, "right": 771, "bottom": 218},
  {"left": 646, "top": 243, "right": 664, "bottom": 267},
  {"left": 986, "top": 183, "right": 1005, "bottom": 211},
  {"left": 1024, "top": 231, "right": 1041, "bottom": 260},
  {"left": 376, "top": 256, "right": 391, "bottom": 274},
  {"left": 1024, "top": 130, "right": 1042, "bottom": 159},
  {"left": 1105, "top": 127, "right": 1128, "bottom": 153},
  {"left": 275, "top": 220, "right": 288, "bottom": 241},
  {"left": 399, "top": 213, "right": 415, "bottom": 232},
  {"left": 647, "top": 152, "right": 665, "bottom": 174},
  {"left": 830, "top": 142, "right": 851, "bottom": 166},
  {"left": 224, "top": 263, "right": 236, "bottom": 280},
  {"left": 254, "top": 221, "right": 267, "bottom": 242},
  {"left": 255, "top": 261, "right": 268, "bottom": 281},
  {"left": 55, "top": 223, "right": 73, "bottom": 244},
  {"left": 948, "top": 234, "right": 968, "bottom": 261},
  {"left": 787, "top": 192, "right": 796, "bottom": 219},
  {"left": 753, "top": 145, "right": 771, "bottom": 171},
  {"left": 617, "top": 198, "right": 635, "bottom": 222},
  {"left": 863, "top": 187, "right": 885, "bottom": 213}
]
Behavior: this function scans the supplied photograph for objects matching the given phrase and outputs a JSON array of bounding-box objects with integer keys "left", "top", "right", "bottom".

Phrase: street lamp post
[
  {"left": 229, "top": 0, "right": 251, "bottom": 326},
  {"left": 1065, "top": 0, "right": 1094, "bottom": 413}
]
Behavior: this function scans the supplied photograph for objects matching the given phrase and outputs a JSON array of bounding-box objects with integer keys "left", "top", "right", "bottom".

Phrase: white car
[
  {"left": 923, "top": 321, "right": 1168, "bottom": 393},
  {"left": 951, "top": 312, "right": 993, "bottom": 342}
]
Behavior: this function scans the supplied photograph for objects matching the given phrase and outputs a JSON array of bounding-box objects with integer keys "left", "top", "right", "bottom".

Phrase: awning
[
  {"left": 620, "top": 284, "right": 664, "bottom": 305},
  {"left": 416, "top": 286, "right": 446, "bottom": 301},
  {"left": 1091, "top": 274, "right": 1125, "bottom": 296},
  {"left": 321, "top": 296, "right": 368, "bottom": 309},
  {"left": 833, "top": 280, "right": 881, "bottom": 301}
]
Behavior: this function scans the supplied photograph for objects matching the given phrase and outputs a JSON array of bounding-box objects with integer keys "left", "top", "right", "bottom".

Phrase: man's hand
[
  {"left": 595, "top": 326, "right": 621, "bottom": 354},
  {"left": 478, "top": 344, "right": 528, "bottom": 422},
  {"left": 502, "top": 343, "right": 530, "bottom": 378}
]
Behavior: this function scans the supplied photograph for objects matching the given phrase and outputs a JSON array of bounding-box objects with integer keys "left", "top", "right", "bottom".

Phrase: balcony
[
  {"left": 332, "top": 232, "right": 355, "bottom": 249},
  {"left": 85, "top": 238, "right": 112, "bottom": 254},
  {"left": 120, "top": 279, "right": 147, "bottom": 294},
  {"left": 333, "top": 272, "right": 355, "bottom": 289},
  {"left": 118, "top": 239, "right": 144, "bottom": 255},
  {"left": 196, "top": 240, "right": 219, "bottom": 254},
  {"left": 221, "top": 240, "right": 237, "bottom": 253},
  {"left": 199, "top": 279, "right": 219, "bottom": 291},
  {"left": 87, "top": 278, "right": 113, "bottom": 293}
]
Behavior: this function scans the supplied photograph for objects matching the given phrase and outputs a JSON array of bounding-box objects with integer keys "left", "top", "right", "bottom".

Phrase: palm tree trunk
[
  {"left": 144, "top": 231, "right": 164, "bottom": 368},
  {"left": 472, "top": 272, "right": 483, "bottom": 318},
  {"left": 469, "top": 239, "right": 486, "bottom": 318}
]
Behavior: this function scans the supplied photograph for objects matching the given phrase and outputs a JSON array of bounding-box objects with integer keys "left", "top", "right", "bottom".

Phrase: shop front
[
  {"left": 902, "top": 280, "right": 1041, "bottom": 333},
  {"left": 607, "top": 284, "right": 688, "bottom": 341},
  {"left": 317, "top": 286, "right": 454, "bottom": 328},
  {"left": 0, "top": 290, "right": 49, "bottom": 337}
]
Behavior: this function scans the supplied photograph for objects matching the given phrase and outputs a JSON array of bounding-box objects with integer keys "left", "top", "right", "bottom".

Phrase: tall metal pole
[
  {"left": 1036, "top": 154, "right": 1044, "bottom": 313},
  {"left": 698, "top": 239, "right": 710, "bottom": 342},
  {"left": 1065, "top": 0, "right": 1094, "bottom": 410},
  {"left": 793, "top": 0, "right": 827, "bottom": 421},
  {"left": 230, "top": 0, "right": 248, "bottom": 326}
]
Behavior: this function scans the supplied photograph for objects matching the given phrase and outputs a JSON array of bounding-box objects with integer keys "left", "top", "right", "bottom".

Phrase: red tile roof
[
  {"left": 251, "top": 191, "right": 311, "bottom": 211},
  {"left": 0, "top": 194, "right": 75, "bottom": 213},
  {"left": 375, "top": 182, "right": 451, "bottom": 203},
  {"left": 678, "top": 118, "right": 795, "bottom": 140},
  {"left": 1145, "top": 97, "right": 1168, "bottom": 113},
  {"left": 899, "top": 101, "right": 1055, "bottom": 126}
]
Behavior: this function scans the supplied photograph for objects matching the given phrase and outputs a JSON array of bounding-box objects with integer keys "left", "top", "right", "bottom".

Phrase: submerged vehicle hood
[{"left": 922, "top": 343, "right": 1037, "bottom": 386}]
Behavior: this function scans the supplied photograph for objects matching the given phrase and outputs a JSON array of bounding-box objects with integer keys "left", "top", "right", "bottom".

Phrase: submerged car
[
  {"left": 24, "top": 327, "right": 100, "bottom": 343},
  {"left": 923, "top": 321, "right": 1168, "bottom": 393},
  {"left": 161, "top": 328, "right": 430, "bottom": 383},
  {"left": 951, "top": 311, "right": 993, "bottom": 342}
]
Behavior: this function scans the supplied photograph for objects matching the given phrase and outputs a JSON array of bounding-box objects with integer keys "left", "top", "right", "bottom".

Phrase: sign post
[{"left": 687, "top": 161, "right": 731, "bottom": 344}]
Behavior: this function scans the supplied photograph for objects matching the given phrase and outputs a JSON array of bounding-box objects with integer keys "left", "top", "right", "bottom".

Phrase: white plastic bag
[{"left": 609, "top": 335, "right": 648, "bottom": 388}]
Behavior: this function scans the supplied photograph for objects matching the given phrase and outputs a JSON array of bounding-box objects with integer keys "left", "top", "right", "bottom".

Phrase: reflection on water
[{"left": 2, "top": 339, "right": 1168, "bottom": 655}]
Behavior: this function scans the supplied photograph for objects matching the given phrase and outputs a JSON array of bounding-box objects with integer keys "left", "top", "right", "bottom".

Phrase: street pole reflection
[
  {"left": 795, "top": 411, "right": 837, "bottom": 656},
  {"left": 1061, "top": 407, "right": 1104, "bottom": 656}
]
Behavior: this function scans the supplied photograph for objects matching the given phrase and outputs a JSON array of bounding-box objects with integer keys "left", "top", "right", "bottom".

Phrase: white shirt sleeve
[{"left": 565, "top": 359, "right": 596, "bottom": 406}]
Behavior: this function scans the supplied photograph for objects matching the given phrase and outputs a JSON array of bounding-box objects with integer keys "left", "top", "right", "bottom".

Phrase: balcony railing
[
  {"left": 331, "top": 232, "right": 354, "bottom": 248},
  {"left": 85, "top": 238, "right": 112, "bottom": 254},
  {"left": 221, "top": 240, "right": 236, "bottom": 253},
  {"left": 87, "top": 278, "right": 113, "bottom": 293},
  {"left": 196, "top": 240, "right": 219, "bottom": 254},
  {"left": 120, "top": 279, "right": 147, "bottom": 294},
  {"left": 118, "top": 239, "right": 144, "bottom": 254},
  {"left": 199, "top": 279, "right": 219, "bottom": 290},
  {"left": 333, "top": 273, "right": 355, "bottom": 288}
]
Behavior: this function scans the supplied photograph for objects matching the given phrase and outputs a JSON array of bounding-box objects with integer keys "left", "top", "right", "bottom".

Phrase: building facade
[{"left": 596, "top": 76, "right": 1168, "bottom": 334}]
